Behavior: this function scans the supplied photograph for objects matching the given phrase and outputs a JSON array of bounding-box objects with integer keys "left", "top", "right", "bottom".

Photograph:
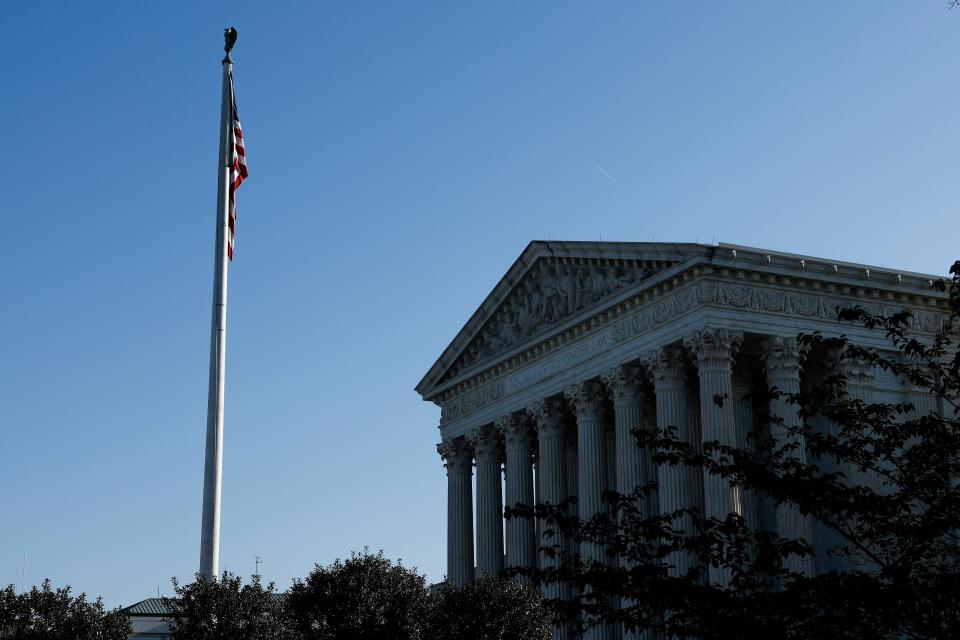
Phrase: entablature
[{"left": 426, "top": 258, "right": 948, "bottom": 433}]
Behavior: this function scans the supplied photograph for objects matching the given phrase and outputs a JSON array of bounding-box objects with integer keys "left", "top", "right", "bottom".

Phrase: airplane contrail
[{"left": 596, "top": 165, "right": 618, "bottom": 184}]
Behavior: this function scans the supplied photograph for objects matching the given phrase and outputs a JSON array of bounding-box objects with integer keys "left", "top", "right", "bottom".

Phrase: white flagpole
[{"left": 199, "top": 28, "right": 236, "bottom": 580}]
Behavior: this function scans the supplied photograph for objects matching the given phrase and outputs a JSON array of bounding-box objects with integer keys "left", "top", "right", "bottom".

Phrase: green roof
[
  {"left": 123, "top": 594, "right": 285, "bottom": 616},
  {"left": 122, "top": 598, "right": 174, "bottom": 616}
]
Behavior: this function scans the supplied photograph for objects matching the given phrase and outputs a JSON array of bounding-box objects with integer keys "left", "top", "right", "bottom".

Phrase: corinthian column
[
  {"left": 497, "top": 412, "right": 537, "bottom": 582},
  {"left": 762, "top": 335, "right": 814, "bottom": 576},
  {"left": 470, "top": 426, "right": 505, "bottom": 578},
  {"left": 685, "top": 327, "right": 743, "bottom": 587},
  {"left": 438, "top": 439, "right": 474, "bottom": 586},
  {"left": 642, "top": 346, "right": 699, "bottom": 577},
  {"left": 565, "top": 380, "right": 613, "bottom": 640},
  {"left": 527, "top": 398, "right": 569, "bottom": 602}
]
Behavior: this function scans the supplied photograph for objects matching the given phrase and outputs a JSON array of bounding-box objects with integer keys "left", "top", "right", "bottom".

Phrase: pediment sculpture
[{"left": 442, "top": 259, "right": 656, "bottom": 381}]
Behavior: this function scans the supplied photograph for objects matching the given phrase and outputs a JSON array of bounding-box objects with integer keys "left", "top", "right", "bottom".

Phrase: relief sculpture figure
[
  {"left": 576, "top": 268, "right": 592, "bottom": 310},
  {"left": 450, "top": 260, "right": 652, "bottom": 374},
  {"left": 591, "top": 267, "right": 608, "bottom": 303},
  {"left": 539, "top": 267, "right": 561, "bottom": 324}
]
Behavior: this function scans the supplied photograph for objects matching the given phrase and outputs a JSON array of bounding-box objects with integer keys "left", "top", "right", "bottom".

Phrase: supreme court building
[{"left": 415, "top": 241, "right": 947, "bottom": 593}]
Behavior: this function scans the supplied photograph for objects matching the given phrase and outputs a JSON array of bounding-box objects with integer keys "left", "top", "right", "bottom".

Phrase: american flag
[{"left": 227, "top": 71, "right": 248, "bottom": 260}]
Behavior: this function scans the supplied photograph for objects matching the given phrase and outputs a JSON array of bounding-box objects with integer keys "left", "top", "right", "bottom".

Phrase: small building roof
[
  {"left": 122, "top": 598, "right": 173, "bottom": 616},
  {"left": 123, "top": 593, "right": 285, "bottom": 617}
]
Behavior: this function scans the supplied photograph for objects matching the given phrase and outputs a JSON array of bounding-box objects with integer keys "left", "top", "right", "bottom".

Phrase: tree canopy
[
  {"left": 163, "top": 552, "right": 552, "bottom": 640},
  {"left": 163, "top": 572, "right": 295, "bottom": 640},
  {"left": 286, "top": 549, "right": 433, "bottom": 640},
  {"left": 429, "top": 577, "right": 551, "bottom": 640},
  {"left": 0, "top": 580, "right": 130, "bottom": 640}
]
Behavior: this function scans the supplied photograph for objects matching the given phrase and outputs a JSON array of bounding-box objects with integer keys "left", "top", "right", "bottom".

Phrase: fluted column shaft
[
  {"left": 566, "top": 381, "right": 610, "bottom": 565},
  {"left": 603, "top": 365, "right": 651, "bottom": 640},
  {"left": 528, "top": 398, "right": 569, "bottom": 603},
  {"left": 907, "top": 383, "right": 938, "bottom": 419},
  {"left": 842, "top": 357, "right": 876, "bottom": 489},
  {"left": 732, "top": 370, "right": 758, "bottom": 535},
  {"left": 603, "top": 365, "right": 650, "bottom": 511},
  {"left": 644, "top": 346, "right": 699, "bottom": 577},
  {"left": 499, "top": 413, "right": 537, "bottom": 582},
  {"left": 839, "top": 355, "right": 880, "bottom": 572},
  {"left": 564, "top": 425, "right": 580, "bottom": 563},
  {"left": 472, "top": 427, "right": 505, "bottom": 578},
  {"left": 566, "top": 380, "right": 614, "bottom": 640},
  {"left": 605, "top": 424, "right": 617, "bottom": 514},
  {"left": 565, "top": 427, "right": 579, "bottom": 519},
  {"left": 534, "top": 451, "right": 542, "bottom": 566},
  {"left": 763, "top": 336, "right": 814, "bottom": 576},
  {"left": 686, "top": 328, "right": 743, "bottom": 588},
  {"left": 439, "top": 440, "right": 474, "bottom": 586}
]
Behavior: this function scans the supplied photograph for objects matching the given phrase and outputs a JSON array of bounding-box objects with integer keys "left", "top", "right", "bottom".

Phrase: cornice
[{"left": 431, "top": 269, "right": 948, "bottom": 426}]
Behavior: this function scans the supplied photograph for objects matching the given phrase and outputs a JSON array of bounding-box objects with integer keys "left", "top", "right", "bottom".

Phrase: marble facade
[{"left": 416, "top": 241, "right": 948, "bottom": 634}]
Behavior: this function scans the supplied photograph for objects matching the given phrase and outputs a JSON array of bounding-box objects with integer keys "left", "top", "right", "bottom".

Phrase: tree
[
  {"left": 429, "top": 577, "right": 552, "bottom": 640},
  {"left": 508, "top": 263, "right": 960, "bottom": 639},
  {"left": 286, "top": 549, "right": 433, "bottom": 640},
  {"left": 163, "top": 572, "right": 295, "bottom": 640},
  {"left": 0, "top": 580, "right": 130, "bottom": 640}
]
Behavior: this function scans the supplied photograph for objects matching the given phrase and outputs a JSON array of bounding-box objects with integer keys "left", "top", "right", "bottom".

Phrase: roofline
[
  {"left": 718, "top": 243, "right": 948, "bottom": 280},
  {"left": 123, "top": 593, "right": 285, "bottom": 616}
]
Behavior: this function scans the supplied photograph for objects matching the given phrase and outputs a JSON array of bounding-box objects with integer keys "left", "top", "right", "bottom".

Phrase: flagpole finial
[{"left": 223, "top": 27, "right": 238, "bottom": 63}]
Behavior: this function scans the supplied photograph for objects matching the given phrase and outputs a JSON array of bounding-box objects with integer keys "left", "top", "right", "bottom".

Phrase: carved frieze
[{"left": 438, "top": 280, "right": 947, "bottom": 426}]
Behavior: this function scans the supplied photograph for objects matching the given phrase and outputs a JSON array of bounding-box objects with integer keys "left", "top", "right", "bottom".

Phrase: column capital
[
  {"left": 526, "top": 398, "right": 567, "bottom": 437},
  {"left": 901, "top": 353, "right": 936, "bottom": 394},
  {"left": 495, "top": 412, "right": 533, "bottom": 450},
  {"left": 641, "top": 346, "right": 687, "bottom": 390},
  {"left": 564, "top": 380, "right": 607, "bottom": 416},
  {"left": 437, "top": 439, "right": 473, "bottom": 472},
  {"left": 685, "top": 327, "right": 743, "bottom": 371},
  {"left": 468, "top": 426, "right": 503, "bottom": 463},
  {"left": 839, "top": 354, "right": 874, "bottom": 386},
  {"left": 762, "top": 335, "right": 803, "bottom": 381},
  {"left": 601, "top": 364, "right": 643, "bottom": 406}
]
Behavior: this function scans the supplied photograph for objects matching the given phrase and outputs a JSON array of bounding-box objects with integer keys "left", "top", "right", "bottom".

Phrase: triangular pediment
[{"left": 417, "top": 241, "right": 710, "bottom": 397}]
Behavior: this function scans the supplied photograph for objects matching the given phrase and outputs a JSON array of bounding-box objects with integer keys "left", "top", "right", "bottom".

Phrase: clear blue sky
[{"left": 1, "top": 1, "right": 958, "bottom": 608}]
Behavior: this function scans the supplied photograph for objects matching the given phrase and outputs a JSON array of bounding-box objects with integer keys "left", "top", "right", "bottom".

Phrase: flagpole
[{"left": 199, "top": 28, "right": 236, "bottom": 580}]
